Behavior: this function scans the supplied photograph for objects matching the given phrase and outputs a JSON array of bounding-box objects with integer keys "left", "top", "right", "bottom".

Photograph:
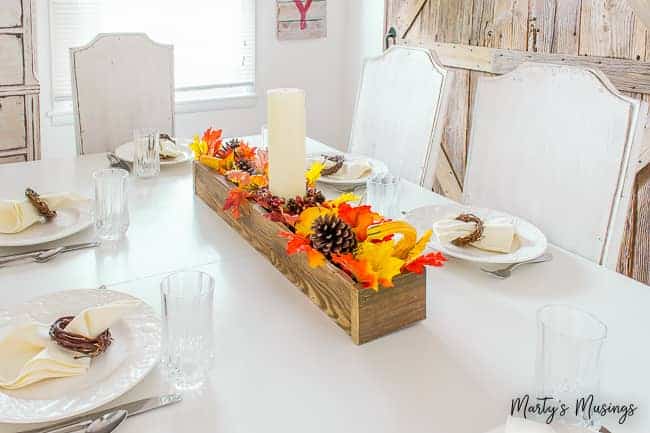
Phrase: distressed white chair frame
[
  {"left": 71, "top": 33, "right": 175, "bottom": 155},
  {"left": 348, "top": 46, "right": 448, "bottom": 188},
  {"left": 464, "top": 62, "right": 647, "bottom": 269}
]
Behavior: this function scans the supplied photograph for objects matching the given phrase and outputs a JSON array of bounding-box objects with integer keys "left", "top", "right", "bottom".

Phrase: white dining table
[{"left": 0, "top": 137, "right": 648, "bottom": 433}]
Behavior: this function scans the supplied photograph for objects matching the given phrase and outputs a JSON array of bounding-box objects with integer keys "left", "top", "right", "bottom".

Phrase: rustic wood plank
[
  {"left": 632, "top": 165, "right": 650, "bottom": 284},
  {"left": 193, "top": 162, "right": 427, "bottom": 344},
  {"left": 528, "top": 0, "right": 582, "bottom": 54},
  {"left": 579, "top": 0, "right": 645, "bottom": 60},
  {"left": 401, "top": 39, "right": 650, "bottom": 94},
  {"left": 471, "top": 0, "right": 497, "bottom": 47},
  {"left": 629, "top": 0, "right": 650, "bottom": 30},
  {"left": 493, "top": 0, "right": 528, "bottom": 49},
  {"left": 401, "top": 0, "right": 429, "bottom": 38},
  {"left": 434, "top": 147, "right": 463, "bottom": 201}
]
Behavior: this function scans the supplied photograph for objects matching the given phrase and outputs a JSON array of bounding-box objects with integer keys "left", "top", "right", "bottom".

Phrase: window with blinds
[{"left": 49, "top": 0, "right": 255, "bottom": 103}]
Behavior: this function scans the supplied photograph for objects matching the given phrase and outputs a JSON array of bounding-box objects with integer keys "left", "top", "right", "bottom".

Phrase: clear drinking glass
[
  {"left": 133, "top": 128, "right": 160, "bottom": 178},
  {"left": 160, "top": 271, "right": 215, "bottom": 390},
  {"left": 366, "top": 173, "right": 400, "bottom": 218},
  {"left": 93, "top": 168, "right": 129, "bottom": 241},
  {"left": 536, "top": 305, "right": 607, "bottom": 427}
]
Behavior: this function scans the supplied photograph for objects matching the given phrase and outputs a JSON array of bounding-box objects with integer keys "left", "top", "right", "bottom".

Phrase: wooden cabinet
[{"left": 0, "top": 0, "right": 40, "bottom": 163}]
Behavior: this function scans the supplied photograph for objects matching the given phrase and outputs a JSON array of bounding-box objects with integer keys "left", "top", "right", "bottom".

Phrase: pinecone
[
  {"left": 235, "top": 158, "right": 255, "bottom": 174},
  {"left": 284, "top": 189, "right": 326, "bottom": 215},
  {"left": 311, "top": 215, "right": 357, "bottom": 256},
  {"left": 221, "top": 138, "right": 241, "bottom": 154}
]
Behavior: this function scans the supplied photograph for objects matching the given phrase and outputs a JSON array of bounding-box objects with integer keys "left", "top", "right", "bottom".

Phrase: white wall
[
  {"left": 343, "top": 0, "right": 386, "bottom": 144},
  {"left": 37, "top": 0, "right": 385, "bottom": 158}
]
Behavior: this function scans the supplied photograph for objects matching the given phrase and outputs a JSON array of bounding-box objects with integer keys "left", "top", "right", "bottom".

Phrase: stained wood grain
[
  {"left": 528, "top": 0, "right": 581, "bottom": 54},
  {"left": 632, "top": 165, "right": 650, "bottom": 283},
  {"left": 193, "top": 162, "right": 427, "bottom": 344},
  {"left": 401, "top": 0, "right": 429, "bottom": 38},
  {"left": 402, "top": 39, "right": 650, "bottom": 94}
]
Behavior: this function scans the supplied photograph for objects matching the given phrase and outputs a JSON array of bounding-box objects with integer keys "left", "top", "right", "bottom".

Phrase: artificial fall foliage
[{"left": 191, "top": 127, "right": 447, "bottom": 291}]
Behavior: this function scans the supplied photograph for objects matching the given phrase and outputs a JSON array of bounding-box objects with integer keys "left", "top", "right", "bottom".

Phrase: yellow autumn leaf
[
  {"left": 305, "top": 162, "right": 324, "bottom": 187},
  {"left": 406, "top": 229, "right": 433, "bottom": 263},
  {"left": 295, "top": 207, "right": 335, "bottom": 236},
  {"left": 366, "top": 221, "right": 417, "bottom": 259},
  {"left": 326, "top": 192, "right": 360, "bottom": 207},
  {"left": 356, "top": 241, "right": 405, "bottom": 289},
  {"left": 189, "top": 135, "right": 208, "bottom": 160}
]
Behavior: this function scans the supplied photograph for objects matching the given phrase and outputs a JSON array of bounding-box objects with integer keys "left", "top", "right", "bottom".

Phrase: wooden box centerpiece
[{"left": 193, "top": 161, "right": 432, "bottom": 344}]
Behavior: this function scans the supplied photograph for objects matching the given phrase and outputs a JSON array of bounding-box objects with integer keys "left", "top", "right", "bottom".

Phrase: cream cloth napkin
[
  {"left": 0, "top": 300, "right": 140, "bottom": 390},
  {"left": 433, "top": 216, "right": 517, "bottom": 253},
  {"left": 0, "top": 193, "right": 89, "bottom": 234},
  {"left": 160, "top": 138, "right": 183, "bottom": 159},
  {"left": 319, "top": 159, "right": 373, "bottom": 181}
]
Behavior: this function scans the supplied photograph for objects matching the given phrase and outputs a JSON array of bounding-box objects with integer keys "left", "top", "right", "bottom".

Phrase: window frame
[{"left": 45, "top": 0, "right": 258, "bottom": 126}]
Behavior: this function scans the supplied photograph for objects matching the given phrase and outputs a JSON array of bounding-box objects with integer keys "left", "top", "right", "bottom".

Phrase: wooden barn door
[{"left": 385, "top": 0, "right": 650, "bottom": 285}]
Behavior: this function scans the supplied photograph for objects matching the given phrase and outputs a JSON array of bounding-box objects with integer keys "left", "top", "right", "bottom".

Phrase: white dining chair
[
  {"left": 71, "top": 33, "right": 175, "bottom": 155},
  {"left": 348, "top": 46, "right": 448, "bottom": 188},
  {"left": 464, "top": 62, "right": 647, "bottom": 269}
]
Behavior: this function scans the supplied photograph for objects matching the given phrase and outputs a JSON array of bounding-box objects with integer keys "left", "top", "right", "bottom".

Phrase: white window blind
[{"left": 50, "top": 0, "right": 255, "bottom": 102}]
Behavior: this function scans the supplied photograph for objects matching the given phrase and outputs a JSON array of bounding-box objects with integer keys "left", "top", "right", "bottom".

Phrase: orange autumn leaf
[
  {"left": 338, "top": 203, "right": 382, "bottom": 241},
  {"left": 202, "top": 128, "right": 223, "bottom": 157},
  {"left": 279, "top": 231, "right": 325, "bottom": 268},
  {"left": 223, "top": 188, "right": 249, "bottom": 219},
  {"left": 404, "top": 252, "right": 447, "bottom": 274},
  {"left": 234, "top": 142, "right": 257, "bottom": 160},
  {"left": 331, "top": 253, "right": 379, "bottom": 291}
]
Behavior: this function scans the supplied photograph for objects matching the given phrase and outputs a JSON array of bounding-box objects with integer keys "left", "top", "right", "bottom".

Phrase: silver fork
[{"left": 481, "top": 252, "right": 553, "bottom": 279}]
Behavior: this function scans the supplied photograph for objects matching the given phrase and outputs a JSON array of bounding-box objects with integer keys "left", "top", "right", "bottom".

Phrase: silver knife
[
  {"left": 17, "top": 394, "right": 182, "bottom": 433},
  {"left": 0, "top": 241, "right": 100, "bottom": 266}
]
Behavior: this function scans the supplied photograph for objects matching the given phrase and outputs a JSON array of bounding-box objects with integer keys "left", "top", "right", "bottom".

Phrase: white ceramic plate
[
  {"left": 406, "top": 204, "right": 547, "bottom": 264},
  {"left": 0, "top": 201, "right": 93, "bottom": 247},
  {"left": 115, "top": 138, "right": 193, "bottom": 166},
  {"left": 307, "top": 153, "right": 388, "bottom": 187},
  {"left": 0, "top": 289, "right": 160, "bottom": 424}
]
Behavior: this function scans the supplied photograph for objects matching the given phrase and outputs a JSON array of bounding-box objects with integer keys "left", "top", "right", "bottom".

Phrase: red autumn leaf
[
  {"left": 337, "top": 203, "right": 382, "bottom": 241},
  {"left": 266, "top": 211, "right": 299, "bottom": 226},
  {"left": 404, "top": 252, "right": 447, "bottom": 274},
  {"left": 223, "top": 188, "right": 249, "bottom": 219},
  {"left": 331, "top": 253, "right": 378, "bottom": 290},
  {"left": 278, "top": 231, "right": 325, "bottom": 267}
]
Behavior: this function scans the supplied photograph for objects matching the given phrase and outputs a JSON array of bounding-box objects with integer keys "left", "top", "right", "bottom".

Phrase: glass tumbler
[
  {"left": 160, "top": 271, "right": 215, "bottom": 390},
  {"left": 133, "top": 128, "right": 160, "bottom": 178},
  {"left": 535, "top": 305, "right": 607, "bottom": 427},
  {"left": 93, "top": 168, "right": 129, "bottom": 241},
  {"left": 366, "top": 173, "right": 400, "bottom": 218}
]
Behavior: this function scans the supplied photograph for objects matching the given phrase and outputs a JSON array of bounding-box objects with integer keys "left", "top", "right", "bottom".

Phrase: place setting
[
  {"left": 0, "top": 268, "right": 217, "bottom": 429},
  {"left": 405, "top": 203, "right": 552, "bottom": 279},
  {"left": 108, "top": 131, "right": 193, "bottom": 175}
]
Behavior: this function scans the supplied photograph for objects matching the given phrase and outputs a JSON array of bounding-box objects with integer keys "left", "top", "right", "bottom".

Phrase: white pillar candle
[{"left": 267, "top": 88, "right": 306, "bottom": 199}]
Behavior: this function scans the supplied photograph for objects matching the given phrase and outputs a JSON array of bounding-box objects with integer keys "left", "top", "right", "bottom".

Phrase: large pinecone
[{"left": 311, "top": 215, "right": 357, "bottom": 256}]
